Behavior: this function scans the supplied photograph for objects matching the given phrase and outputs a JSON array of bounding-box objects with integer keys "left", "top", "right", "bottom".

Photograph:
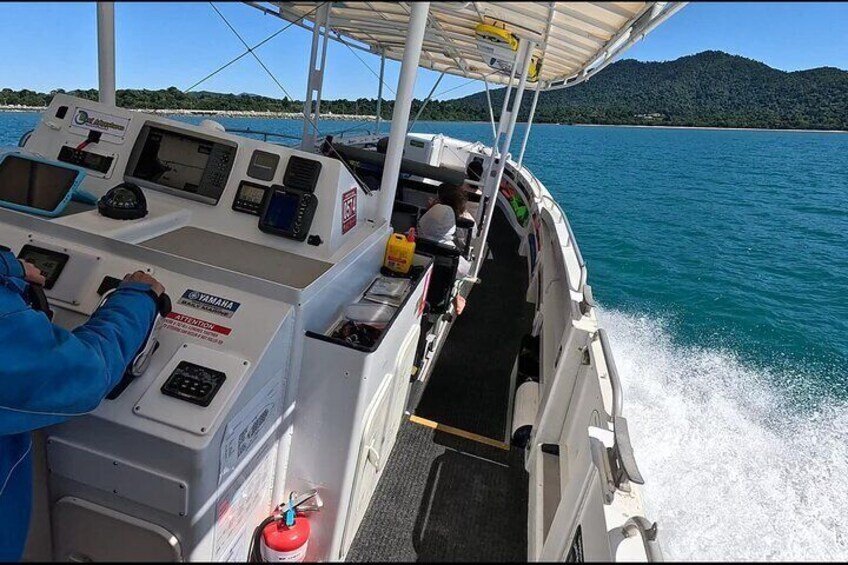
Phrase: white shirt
[
  {"left": 417, "top": 203, "right": 471, "bottom": 278},
  {"left": 417, "top": 203, "right": 457, "bottom": 247}
]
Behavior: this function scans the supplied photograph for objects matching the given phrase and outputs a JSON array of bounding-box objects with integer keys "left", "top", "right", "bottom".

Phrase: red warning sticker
[
  {"left": 163, "top": 311, "right": 232, "bottom": 345},
  {"left": 341, "top": 187, "right": 357, "bottom": 234}
]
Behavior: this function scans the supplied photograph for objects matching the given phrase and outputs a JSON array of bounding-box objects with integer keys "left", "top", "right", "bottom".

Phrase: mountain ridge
[
  {"left": 1, "top": 51, "right": 846, "bottom": 130},
  {"left": 444, "top": 50, "right": 848, "bottom": 130}
]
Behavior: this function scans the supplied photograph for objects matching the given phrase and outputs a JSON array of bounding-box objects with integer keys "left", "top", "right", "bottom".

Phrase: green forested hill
[
  {"left": 444, "top": 51, "right": 848, "bottom": 130},
  {"left": 2, "top": 51, "right": 846, "bottom": 130}
]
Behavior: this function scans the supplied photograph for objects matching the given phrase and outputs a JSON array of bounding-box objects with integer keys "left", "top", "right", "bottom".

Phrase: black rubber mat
[
  {"left": 414, "top": 207, "right": 535, "bottom": 441},
  {"left": 346, "top": 420, "right": 528, "bottom": 562}
]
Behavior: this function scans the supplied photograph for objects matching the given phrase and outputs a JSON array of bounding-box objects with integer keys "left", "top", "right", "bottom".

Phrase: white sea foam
[{"left": 599, "top": 308, "right": 848, "bottom": 561}]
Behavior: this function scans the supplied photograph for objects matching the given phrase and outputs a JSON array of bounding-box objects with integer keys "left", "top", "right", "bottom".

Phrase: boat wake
[{"left": 599, "top": 308, "right": 848, "bottom": 561}]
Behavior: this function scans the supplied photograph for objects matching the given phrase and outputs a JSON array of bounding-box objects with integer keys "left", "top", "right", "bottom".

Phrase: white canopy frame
[{"left": 244, "top": 2, "right": 687, "bottom": 92}]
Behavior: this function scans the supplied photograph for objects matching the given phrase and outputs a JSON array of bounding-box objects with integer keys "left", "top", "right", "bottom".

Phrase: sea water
[{"left": 2, "top": 112, "right": 846, "bottom": 560}]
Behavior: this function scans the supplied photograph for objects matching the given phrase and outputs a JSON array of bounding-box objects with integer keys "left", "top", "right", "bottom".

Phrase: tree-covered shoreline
[{"left": 2, "top": 51, "right": 846, "bottom": 131}]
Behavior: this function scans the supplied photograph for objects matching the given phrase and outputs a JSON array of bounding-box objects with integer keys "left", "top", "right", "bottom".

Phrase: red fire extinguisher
[{"left": 248, "top": 489, "right": 323, "bottom": 563}]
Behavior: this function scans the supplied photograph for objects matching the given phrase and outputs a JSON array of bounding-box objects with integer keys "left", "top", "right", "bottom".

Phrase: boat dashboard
[{"left": 13, "top": 93, "right": 381, "bottom": 274}]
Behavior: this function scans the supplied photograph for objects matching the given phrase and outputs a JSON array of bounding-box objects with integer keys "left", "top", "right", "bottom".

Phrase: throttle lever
[
  {"left": 26, "top": 283, "right": 53, "bottom": 321},
  {"left": 129, "top": 290, "right": 171, "bottom": 377},
  {"left": 98, "top": 286, "right": 172, "bottom": 378}
]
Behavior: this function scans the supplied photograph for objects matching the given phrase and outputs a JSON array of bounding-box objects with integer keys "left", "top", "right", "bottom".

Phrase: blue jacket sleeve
[{"left": 0, "top": 269, "right": 158, "bottom": 435}]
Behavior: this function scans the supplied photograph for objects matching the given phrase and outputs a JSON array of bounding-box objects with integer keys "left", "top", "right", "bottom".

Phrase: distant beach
[
  {"left": 1, "top": 105, "right": 845, "bottom": 133},
  {"left": 0, "top": 105, "right": 376, "bottom": 121}
]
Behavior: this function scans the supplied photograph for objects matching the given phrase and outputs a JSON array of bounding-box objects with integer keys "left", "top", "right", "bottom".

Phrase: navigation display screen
[
  {"left": 17, "top": 245, "right": 70, "bottom": 290},
  {"left": 127, "top": 124, "right": 236, "bottom": 204},
  {"left": 232, "top": 181, "right": 269, "bottom": 215},
  {"left": 0, "top": 155, "right": 80, "bottom": 212},
  {"left": 263, "top": 191, "right": 299, "bottom": 231},
  {"left": 240, "top": 183, "right": 266, "bottom": 206}
]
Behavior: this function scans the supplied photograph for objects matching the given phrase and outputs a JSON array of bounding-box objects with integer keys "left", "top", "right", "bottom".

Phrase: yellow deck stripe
[{"left": 409, "top": 415, "right": 511, "bottom": 451}]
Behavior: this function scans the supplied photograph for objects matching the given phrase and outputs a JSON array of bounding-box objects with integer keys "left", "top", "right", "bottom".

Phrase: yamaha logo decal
[{"left": 178, "top": 289, "right": 241, "bottom": 318}]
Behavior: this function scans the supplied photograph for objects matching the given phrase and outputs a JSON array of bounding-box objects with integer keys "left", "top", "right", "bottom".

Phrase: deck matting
[
  {"left": 346, "top": 420, "right": 528, "bottom": 562},
  {"left": 414, "top": 207, "right": 535, "bottom": 441}
]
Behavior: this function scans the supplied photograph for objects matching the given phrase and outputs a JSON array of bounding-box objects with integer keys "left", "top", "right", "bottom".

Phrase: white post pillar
[
  {"left": 375, "top": 53, "right": 385, "bottom": 134},
  {"left": 377, "top": 1, "right": 430, "bottom": 222},
  {"left": 472, "top": 39, "right": 536, "bottom": 278},
  {"left": 518, "top": 84, "right": 541, "bottom": 168},
  {"left": 97, "top": 2, "right": 116, "bottom": 106},
  {"left": 301, "top": 2, "right": 332, "bottom": 150}
]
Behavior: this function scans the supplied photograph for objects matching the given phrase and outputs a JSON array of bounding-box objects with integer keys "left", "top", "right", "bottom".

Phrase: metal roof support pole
[
  {"left": 97, "top": 2, "right": 116, "bottom": 106},
  {"left": 375, "top": 52, "right": 385, "bottom": 134},
  {"left": 474, "top": 40, "right": 526, "bottom": 229},
  {"left": 377, "top": 1, "right": 430, "bottom": 223},
  {"left": 301, "top": 2, "right": 332, "bottom": 150},
  {"left": 474, "top": 56, "right": 520, "bottom": 229},
  {"left": 473, "top": 38, "right": 536, "bottom": 279},
  {"left": 408, "top": 71, "right": 445, "bottom": 131},
  {"left": 483, "top": 79, "right": 498, "bottom": 149},
  {"left": 517, "top": 84, "right": 541, "bottom": 168}
]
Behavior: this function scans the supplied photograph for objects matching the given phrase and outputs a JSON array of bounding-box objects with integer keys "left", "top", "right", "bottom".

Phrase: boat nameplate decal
[{"left": 69, "top": 107, "right": 130, "bottom": 142}]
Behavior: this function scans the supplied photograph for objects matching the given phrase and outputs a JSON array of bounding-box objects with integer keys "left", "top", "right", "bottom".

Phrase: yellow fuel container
[{"left": 384, "top": 229, "right": 416, "bottom": 274}]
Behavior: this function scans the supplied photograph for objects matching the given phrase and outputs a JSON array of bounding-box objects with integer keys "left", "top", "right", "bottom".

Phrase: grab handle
[
  {"left": 620, "top": 516, "right": 663, "bottom": 562},
  {"left": 596, "top": 328, "right": 644, "bottom": 487}
]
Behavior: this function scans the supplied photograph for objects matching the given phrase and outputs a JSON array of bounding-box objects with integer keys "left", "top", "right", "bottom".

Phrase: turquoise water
[{"left": 2, "top": 112, "right": 847, "bottom": 559}]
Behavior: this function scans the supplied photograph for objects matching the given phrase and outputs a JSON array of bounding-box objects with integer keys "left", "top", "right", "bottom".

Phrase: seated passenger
[{"left": 417, "top": 184, "right": 473, "bottom": 314}]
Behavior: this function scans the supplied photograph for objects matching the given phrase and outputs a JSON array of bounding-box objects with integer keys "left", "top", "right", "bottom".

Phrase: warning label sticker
[
  {"left": 219, "top": 379, "right": 281, "bottom": 483},
  {"left": 163, "top": 311, "right": 232, "bottom": 345},
  {"left": 178, "top": 289, "right": 241, "bottom": 318},
  {"left": 341, "top": 187, "right": 357, "bottom": 234},
  {"left": 213, "top": 442, "right": 278, "bottom": 561}
]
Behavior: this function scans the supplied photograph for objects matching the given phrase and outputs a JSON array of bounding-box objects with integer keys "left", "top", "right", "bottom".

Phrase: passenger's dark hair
[{"left": 437, "top": 183, "right": 468, "bottom": 217}]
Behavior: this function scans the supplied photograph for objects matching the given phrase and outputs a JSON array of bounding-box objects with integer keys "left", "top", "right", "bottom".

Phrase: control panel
[
  {"left": 58, "top": 146, "right": 114, "bottom": 174},
  {"left": 160, "top": 361, "right": 227, "bottom": 407},
  {"left": 21, "top": 93, "right": 379, "bottom": 263}
]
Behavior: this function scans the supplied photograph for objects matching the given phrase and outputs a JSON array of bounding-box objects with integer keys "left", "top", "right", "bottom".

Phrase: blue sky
[{"left": 1, "top": 2, "right": 846, "bottom": 101}]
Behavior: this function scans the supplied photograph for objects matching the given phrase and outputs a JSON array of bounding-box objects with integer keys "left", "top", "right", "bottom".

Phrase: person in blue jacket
[{"left": 0, "top": 245, "right": 165, "bottom": 562}]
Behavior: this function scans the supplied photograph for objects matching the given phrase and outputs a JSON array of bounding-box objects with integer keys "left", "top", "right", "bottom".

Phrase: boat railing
[
  {"left": 224, "top": 128, "right": 302, "bottom": 145},
  {"left": 325, "top": 126, "right": 375, "bottom": 139},
  {"left": 539, "top": 192, "right": 589, "bottom": 295},
  {"left": 597, "top": 328, "right": 645, "bottom": 488},
  {"left": 619, "top": 516, "right": 664, "bottom": 562}
]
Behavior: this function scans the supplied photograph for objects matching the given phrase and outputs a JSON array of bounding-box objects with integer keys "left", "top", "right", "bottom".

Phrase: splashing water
[{"left": 600, "top": 308, "right": 848, "bottom": 561}]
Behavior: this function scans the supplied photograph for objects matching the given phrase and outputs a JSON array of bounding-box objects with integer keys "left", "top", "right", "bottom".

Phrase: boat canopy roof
[{"left": 244, "top": 1, "right": 686, "bottom": 91}]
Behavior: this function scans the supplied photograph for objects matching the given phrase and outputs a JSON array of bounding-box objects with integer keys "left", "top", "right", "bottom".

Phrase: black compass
[{"left": 98, "top": 182, "right": 148, "bottom": 220}]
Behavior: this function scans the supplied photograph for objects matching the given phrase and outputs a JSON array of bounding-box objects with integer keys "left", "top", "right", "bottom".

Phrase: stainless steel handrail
[
  {"left": 621, "top": 516, "right": 664, "bottom": 562},
  {"left": 562, "top": 208, "right": 586, "bottom": 270},
  {"left": 224, "top": 128, "right": 302, "bottom": 143},
  {"left": 327, "top": 126, "right": 374, "bottom": 139},
  {"left": 539, "top": 192, "right": 588, "bottom": 296},
  {"left": 598, "top": 328, "right": 623, "bottom": 418},
  {"left": 597, "top": 328, "right": 644, "bottom": 486}
]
